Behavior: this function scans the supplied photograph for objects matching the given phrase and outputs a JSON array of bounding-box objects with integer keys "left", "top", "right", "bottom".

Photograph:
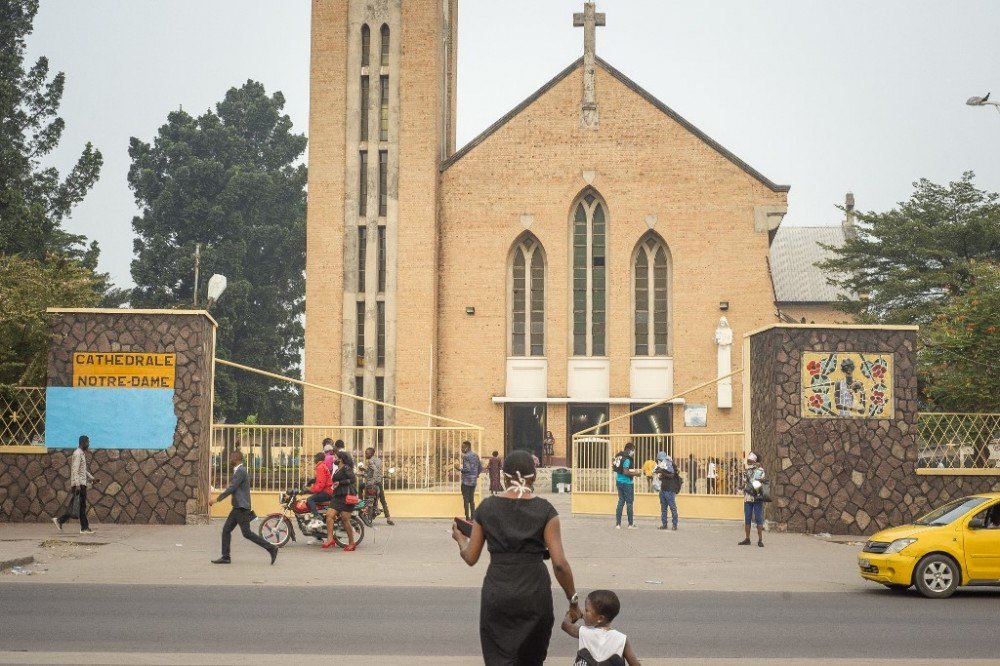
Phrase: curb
[{"left": 0, "top": 556, "right": 34, "bottom": 572}]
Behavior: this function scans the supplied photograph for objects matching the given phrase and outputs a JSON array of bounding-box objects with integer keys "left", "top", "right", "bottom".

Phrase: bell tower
[{"left": 305, "top": 0, "right": 458, "bottom": 427}]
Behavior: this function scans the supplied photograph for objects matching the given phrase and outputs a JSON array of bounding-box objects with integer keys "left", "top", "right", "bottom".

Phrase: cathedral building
[{"left": 304, "top": 1, "right": 840, "bottom": 464}]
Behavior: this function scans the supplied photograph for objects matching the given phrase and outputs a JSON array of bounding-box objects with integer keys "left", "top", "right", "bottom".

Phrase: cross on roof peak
[{"left": 573, "top": 2, "right": 606, "bottom": 129}]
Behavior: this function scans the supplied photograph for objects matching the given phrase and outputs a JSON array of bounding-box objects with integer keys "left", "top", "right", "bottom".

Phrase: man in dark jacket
[
  {"left": 209, "top": 450, "right": 278, "bottom": 565},
  {"left": 655, "top": 451, "right": 682, "bottom": 531}
]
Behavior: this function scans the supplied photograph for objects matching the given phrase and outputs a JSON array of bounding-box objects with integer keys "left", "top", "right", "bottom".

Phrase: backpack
[{"left": 611, "top": 452, "right": 630, "bottom": 474}]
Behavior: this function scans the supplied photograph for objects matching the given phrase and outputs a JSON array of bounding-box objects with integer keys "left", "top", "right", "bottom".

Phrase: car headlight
[{"left": 884, "top": 538, "right": 917, "bottom": 554}]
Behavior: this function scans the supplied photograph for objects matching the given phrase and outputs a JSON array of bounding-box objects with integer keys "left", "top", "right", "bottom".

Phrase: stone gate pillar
[{"left": 0, "top": 309, "right": 216, "bottom": 524}]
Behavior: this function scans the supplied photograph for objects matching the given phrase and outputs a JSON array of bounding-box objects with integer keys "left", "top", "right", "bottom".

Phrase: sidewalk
[{"left": 0, "top": 496, "right": 865, "bottom": 592}]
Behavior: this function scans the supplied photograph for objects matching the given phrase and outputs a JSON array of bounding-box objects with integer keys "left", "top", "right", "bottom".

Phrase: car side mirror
[{"left": 969, "top": 516, "right": 985, "bottom": 530}]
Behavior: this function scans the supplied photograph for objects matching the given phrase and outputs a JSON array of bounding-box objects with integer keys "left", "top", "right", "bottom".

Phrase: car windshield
[{"left": 913, "top": 497, "right": 989, "bottom": 526}]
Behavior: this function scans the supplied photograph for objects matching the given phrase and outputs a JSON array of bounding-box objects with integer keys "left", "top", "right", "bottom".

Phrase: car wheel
[{"left": 913, "top": 554, "right": 960, "bottom": 599}]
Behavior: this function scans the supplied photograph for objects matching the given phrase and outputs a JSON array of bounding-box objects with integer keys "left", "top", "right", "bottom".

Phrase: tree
[
  {"left": 128, "top": 81, "right": 307, "bottom": 424},
  {"left": 0, "top": 255, "right": 101, "bottom": 386},
  {"left": 0, "top": 0, "right": 104, "bottom": 262},
  {"left": 920, "top": 262, "right": 1000, "bottom": 413},
  {"left": 820, "top": 172, "right": 1000, "bottom": 324}
]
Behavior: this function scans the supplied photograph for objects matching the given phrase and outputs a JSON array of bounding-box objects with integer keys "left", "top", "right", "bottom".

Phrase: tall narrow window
[
  {"left": 359, "top": 151, "right": 368, "bottom": 216},
  {"left": 361, "top": 25, "right": 370, "bottom": 67},
  {"left": 571, "top": 190, "right": 607, "bottom": 356},
  {"left": 376, "top": 301, "right": 386, "bottom": 367},
  {"left": 360, "top": 76, "right": 369, "bottom": 141},
  {"left": 356, "top": 301, "right": 366, "bottom": 365},
  {"left": 354, "top": 376, "right": 365, "bottom": 426},
  {"left": 634, "top": 234, "right": 670, "bottom": 356},
  {"left": 377, "top": 226, "right": 386, "bottom": 292},
  {"left": 509, "top": 235, "right": 545, "bottom": 357},
  {"left": 375, "top": 376, "right": 385, "bottom": 441},
  {"left": 379, "top": 76, "right": 389, "bottom": 142},
  {"left": 380, "top": 24, "right": 390, "bottom": 67},
  {"left": 378, "top": 150, "right": 388, "bottom": 216},
  {"left": 357, "top": 226, "right": 367, "bottom": 292}
]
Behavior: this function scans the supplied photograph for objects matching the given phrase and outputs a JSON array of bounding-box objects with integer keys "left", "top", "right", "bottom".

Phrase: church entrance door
[
  {"left": 567, "top": 403, "right": 610, "bottom": 468},
  {"left": 504, "top": 403, "right": 547, "bottom": 463}
]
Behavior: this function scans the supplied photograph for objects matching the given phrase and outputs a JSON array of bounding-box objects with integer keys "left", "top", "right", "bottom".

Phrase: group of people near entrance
[{"left": 611, "top": 441, "right": 769, "bottom": 545}]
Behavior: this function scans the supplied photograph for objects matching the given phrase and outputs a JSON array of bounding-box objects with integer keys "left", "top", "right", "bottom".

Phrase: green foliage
[
  {"left": 820, "top": 173, "right": 1000, "bottom": 324},
  {"left": 0, "top": 0, "right": 104, "bottom": 262},
  {"left": 920, "top": 262, "right": 1000, "bottom": 413},
  {"left": 0, "top": 254, "right": 101, "bottom": 385},
  {"left": 128, "top": 81, "right": 307, "bottom": 424}
]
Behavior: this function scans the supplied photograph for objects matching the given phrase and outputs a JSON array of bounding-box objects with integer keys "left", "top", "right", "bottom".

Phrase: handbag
[
  {"left": 345, "top": 494, "right": 360, "bottom": 506},
  {"left": 66, "top": 488, "right": 81, "bottom": 519}
]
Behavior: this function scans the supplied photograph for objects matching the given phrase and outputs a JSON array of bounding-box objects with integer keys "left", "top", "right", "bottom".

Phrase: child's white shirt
[{"left": 578, "top": 625, "right": 626, "bottom": 662}]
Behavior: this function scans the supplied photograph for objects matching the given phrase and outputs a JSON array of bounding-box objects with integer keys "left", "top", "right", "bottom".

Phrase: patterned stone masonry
[
  {"left": 0, "top": 310, "right": 215, "bottom": 525},
  {"left": 747, "top": 325, "right": 1000, "bottom": 535}
]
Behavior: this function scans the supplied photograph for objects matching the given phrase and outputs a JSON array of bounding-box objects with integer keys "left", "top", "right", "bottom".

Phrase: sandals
[
  {"left": 320, "top": 539, "right": 339, "bottom": 549},
  {"left": 342, "top": 544, "right": 357, "bottom": 552}
]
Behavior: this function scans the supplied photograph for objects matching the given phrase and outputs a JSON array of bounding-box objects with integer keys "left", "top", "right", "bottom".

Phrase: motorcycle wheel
[
  {"left": 258, "top": 515, "right": 293, "bottom": 548},
  {"left": 332, "top": 514, "right": 366, "bottom": 548},
  {"left": 359, "top": 502, "right": 374, "bottom": 527}
]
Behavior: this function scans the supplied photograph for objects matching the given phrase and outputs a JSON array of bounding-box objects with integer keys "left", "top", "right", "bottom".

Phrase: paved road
[{"left": 2, "top": 584, "right": 999, "bottom": 661}]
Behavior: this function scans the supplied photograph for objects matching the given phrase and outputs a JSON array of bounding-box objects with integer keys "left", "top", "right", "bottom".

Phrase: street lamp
[
  {"left": 966, "top": 92, "right": 1000, "bottom": 115},
  {"left": 206, "top": 274, "right": 228, "bottom": 310}
]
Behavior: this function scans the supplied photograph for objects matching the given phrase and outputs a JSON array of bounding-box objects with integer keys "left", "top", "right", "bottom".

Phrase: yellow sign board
[
  {"left": 72, "top": 352, "right": 176, "bottom": 389},
  {"left": 801, "top": 351, "right": 893, "bottom": 419}
]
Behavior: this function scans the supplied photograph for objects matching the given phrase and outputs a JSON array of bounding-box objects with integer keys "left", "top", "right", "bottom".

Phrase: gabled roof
[
  {"left": 442, "top": 56, "right": 790, "bottom": 193},
  {"left": 770, "top": 225, "right": 851, "bottom": 304}
]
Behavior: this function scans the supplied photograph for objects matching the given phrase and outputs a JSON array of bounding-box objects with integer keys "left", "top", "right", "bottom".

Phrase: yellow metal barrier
[
  {"left": 211, "top": 425, "right": 484, "bottom": 494},
  {"left": 0, "top": 387, "right": 45, "bottom": 447},
  {"left": 917, "top": 413, "right": 1000, "bottom": 470}
]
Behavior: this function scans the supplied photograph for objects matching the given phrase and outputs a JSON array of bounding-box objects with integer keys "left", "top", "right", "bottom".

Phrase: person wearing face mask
[
  {"left": 739, "top": 452, "right": 766, "bottom": 547},
  {"left": 611, "top": 443, "right": 641, "bottom": 530}
]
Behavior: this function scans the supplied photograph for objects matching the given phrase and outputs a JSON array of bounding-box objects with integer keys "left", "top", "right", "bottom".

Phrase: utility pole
[{"left": 193, "top": 243, "right": 201, "bottom": 307}]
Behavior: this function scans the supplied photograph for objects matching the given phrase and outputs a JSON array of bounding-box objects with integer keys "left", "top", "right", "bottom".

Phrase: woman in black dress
[
  {"left": 322, "top": 450, "right": 358, "bottom": 551},
  {"left": 452, "top": 450, "right": 580, "bottom": 665}
]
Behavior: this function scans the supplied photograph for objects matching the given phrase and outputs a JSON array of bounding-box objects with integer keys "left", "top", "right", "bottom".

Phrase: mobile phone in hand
[{"left": 454, "top": 517, "right": 473, "bottom": 537}]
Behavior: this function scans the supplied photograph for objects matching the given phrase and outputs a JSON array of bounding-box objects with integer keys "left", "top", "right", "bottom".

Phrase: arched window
[
  {"left": 380, "top": 24, "right": 390, "bottom": 67},
  {"left": 510, "top": 235, "right": 545, "bottom": 357},
  {"left": 361, "top": 24, "right": 370, "bottom": 67},
  {"left": 571, "top": 189, "right": 607, "bottom": 356},
  {"left": 633, "top": 233, "right": 670, "bottom": 356}
]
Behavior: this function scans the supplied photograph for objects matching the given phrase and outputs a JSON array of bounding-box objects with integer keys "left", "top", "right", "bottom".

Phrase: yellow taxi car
[{"left": 858, "top": 492, "right": 1000, "bottom": 598}]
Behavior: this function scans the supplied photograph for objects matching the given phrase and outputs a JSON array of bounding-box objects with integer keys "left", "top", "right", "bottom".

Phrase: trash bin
[{"left": 551, "top": 468, "right": 571, "bottom": 493}]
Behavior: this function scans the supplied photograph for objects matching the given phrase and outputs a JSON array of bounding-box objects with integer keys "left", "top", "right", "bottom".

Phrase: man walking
[
  {"left": 53, "top": 435, "right": 97, "bottom": 534},
  {"left": 612, "top": 442, "right": 641, "bottom": 529},
  {"left": 363, "top": 446, "right": 394, "bottom": 525},
  {"left": 454, "top": 440, "right": 481, "bottom": 521},
  {"left": 739, "top": 452, "right": 766, "bottom": 548},
  {"left": 209, "top": 450, "right": 278, "bottom": 565}
]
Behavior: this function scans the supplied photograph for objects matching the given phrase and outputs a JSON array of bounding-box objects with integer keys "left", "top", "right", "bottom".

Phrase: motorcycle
[
  {"left": 357, "top": 465, "right": 396, "bottom": 527},
  {"left": 257, "top": 488, "right": 366, "bottom": 549}
]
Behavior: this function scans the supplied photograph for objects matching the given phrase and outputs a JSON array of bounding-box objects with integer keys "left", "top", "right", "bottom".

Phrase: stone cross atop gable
[{"left": 573, "top": 1, "right": 606, "bottom": 129}]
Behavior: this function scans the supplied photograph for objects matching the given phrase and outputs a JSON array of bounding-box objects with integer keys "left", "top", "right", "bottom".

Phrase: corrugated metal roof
[{"left": 769, "top": 226, "right": 851, "bottom": 303}]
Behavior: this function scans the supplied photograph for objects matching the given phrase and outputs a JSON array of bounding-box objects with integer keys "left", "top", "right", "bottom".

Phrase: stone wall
[
  {"left": 747, "top": 325, "right": 1000, "bottom": 535},
  {"left": 0, "top": 310, "right": 215, "bottom": 524}
]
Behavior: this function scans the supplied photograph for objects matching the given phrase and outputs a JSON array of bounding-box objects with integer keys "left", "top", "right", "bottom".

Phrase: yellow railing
[
  {"left": 572, "top": 432, "right": 746, "bottom": 496},
  {"left": 917, "top": 413, "right": 1000, "bottom": 470},
  {"left": 211, "top": 424, "right": 484, "bottom": 494},
  {"left": 0, "top": 387, "right": 45, "bottom": 447}
]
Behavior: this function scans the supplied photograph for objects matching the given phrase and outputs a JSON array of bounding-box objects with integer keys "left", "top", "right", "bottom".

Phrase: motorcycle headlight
[{"left": 884, "top": 538, "right": 917, "bottom": 554}]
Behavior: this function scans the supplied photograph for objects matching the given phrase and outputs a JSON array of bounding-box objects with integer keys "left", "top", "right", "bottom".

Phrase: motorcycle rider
[
  {"left": 306, "top": 451, "right": 334, "bottom": 527},
  {"left": 363, "top": 447, "right": 394, "bottom": 526}
]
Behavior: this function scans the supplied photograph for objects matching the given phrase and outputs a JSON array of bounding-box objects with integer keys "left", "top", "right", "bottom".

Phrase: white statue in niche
[{"left": 715, "top": 316, "right": 733, "bottom": 409}]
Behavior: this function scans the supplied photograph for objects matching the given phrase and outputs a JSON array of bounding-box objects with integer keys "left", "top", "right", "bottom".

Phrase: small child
[{"left": 561, "top": 589, "right": 641, "bottom": 666}]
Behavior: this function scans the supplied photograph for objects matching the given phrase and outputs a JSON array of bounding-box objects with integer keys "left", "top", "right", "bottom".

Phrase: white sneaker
[
  {"left": 80, "top": 528, "right": 96, "bottom": 535},
  {"left": 627, "top": 525, "right": 638, "bottom": 530},
  {"left": 53, "top": 517, "right": 63, "bottom": 532},
  {"left": 615, "top": 524, "right": 621, "bottom": 530}
]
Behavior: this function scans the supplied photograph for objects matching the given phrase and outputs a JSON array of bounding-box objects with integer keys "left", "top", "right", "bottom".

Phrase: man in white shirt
[
  {"left": 53, "top": 435, "right": 97, "bottom": 534},
  {"left": 706, "top": 458, "right": 718, "bottom": 495}
]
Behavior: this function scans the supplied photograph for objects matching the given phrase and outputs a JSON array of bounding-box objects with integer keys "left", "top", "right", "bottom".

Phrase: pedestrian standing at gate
[
  {"left": 655, "top": 451, "right": 681, "bottom": 531},
  {"left": 53, "top": 435, "right": 98, "bottom": 535},
  {"left": 706, "top": 457, "right": 718, "bottom": 495},
  {"left": 739, "top": 452, "right": 766, "bottom": 548},
  {"left": 486, "top": 450, "right": 504, "bottom": 495},
  {"left": 209, "top": 450, "right": 278, "bottom": 565},
  {"left": 363, "top": 446, "right": 394, "bottom": 525},
  {"left": 455, "top": 440, "right": 482, "bottom": 521},
  {"left": 612, "top": 442, "right": 641, "bottom": 529}
]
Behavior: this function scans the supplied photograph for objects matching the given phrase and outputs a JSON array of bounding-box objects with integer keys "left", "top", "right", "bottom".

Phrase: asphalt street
[{"left": 1, "top": 584, "right": 999, "bottom": 660}]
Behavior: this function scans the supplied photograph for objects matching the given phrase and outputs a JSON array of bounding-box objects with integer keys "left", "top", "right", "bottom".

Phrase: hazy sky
[{"left": 28, "top": 0, "right": 1000, "bottom": 288}]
